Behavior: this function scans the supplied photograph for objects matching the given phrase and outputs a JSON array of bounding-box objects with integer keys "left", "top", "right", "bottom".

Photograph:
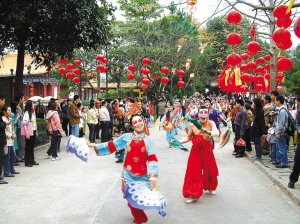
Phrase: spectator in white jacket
[{"left": 99, "top": 100, "right": 110, "bottom": 143}]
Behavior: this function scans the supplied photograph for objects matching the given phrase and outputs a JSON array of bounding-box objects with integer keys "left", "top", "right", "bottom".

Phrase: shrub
[{"left": 36, "top": 118, "right": 50, "bottom": 147}]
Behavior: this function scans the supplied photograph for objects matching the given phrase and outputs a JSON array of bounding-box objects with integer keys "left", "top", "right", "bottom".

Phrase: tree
[
  {"left": 0, "top": 0, "right": 115, "bottom": 97},
  {"left": 223, "top": 0, "right": 300, "bottom": 91},
  {"left": 285, "top": 45, "right": 300, "bottom": 94}
]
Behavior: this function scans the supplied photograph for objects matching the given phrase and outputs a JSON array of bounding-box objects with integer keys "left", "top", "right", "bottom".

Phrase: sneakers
[
  {"left": 51, "top": 157, "right": 61, "bottom": 161},
  {"left": 252, "top": 156, "right": 262, "bottom": 161},
  {"left": 209, "top": 190, "right": 216, "bottom": 195},
  {"left": 276, "top": 164, "right": 289, "bottom": 168},
  {"left": 45, "top": 154, "right": 51, "bottom": 159},
  {"left": 0, "top": 179, "right": 8, "bottom": 184},
  {"left": 185, "top": 197, "right": 198, "bottom": 203}
]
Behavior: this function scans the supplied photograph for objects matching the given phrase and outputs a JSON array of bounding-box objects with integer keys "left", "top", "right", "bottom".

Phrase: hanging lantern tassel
[
  {"left": 286, "top": 0, "right": 295, "bottom": 14},
  {"left": 251, "top": 25, "right": 256, "bottom": 40}
]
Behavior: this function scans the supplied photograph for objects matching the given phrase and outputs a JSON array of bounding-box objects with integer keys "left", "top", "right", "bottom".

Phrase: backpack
[{"left": 280, "top": 107, "right": 295, "bottom": 136}]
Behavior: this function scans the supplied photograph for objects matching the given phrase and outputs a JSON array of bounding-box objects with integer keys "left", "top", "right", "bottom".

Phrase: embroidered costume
[{"left": 161, "top": 110, "right": 176, "bottom": 147}]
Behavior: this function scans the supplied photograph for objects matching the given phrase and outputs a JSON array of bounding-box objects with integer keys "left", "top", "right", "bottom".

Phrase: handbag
[
  {"left": 236, "top": 138, "right": 246, "bottom": 147},
  {"left": 21, "top": 122, "right": 34, "bottom": 136}
]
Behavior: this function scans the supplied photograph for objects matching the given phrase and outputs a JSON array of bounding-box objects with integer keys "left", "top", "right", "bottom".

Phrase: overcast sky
[{"left": 109, "top": 0, "right": 300, "bottom": 46}]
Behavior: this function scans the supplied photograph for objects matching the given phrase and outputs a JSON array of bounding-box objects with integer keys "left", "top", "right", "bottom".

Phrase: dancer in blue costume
[{"left": 160, "top": 104, "right": 177, "bottom": 148}]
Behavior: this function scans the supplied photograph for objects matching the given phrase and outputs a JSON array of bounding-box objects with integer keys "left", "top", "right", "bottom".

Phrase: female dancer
[{"left": 180, "top": 106, "right": 219, "bottom": 203}]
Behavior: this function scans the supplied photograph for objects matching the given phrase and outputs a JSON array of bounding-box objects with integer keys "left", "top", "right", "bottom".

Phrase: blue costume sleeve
[
  {"left": 145, "top": 137, "right": 159, "bottom": 177},
  {"left": 96, "top": 133, "right": 131, "bottom": 156}
]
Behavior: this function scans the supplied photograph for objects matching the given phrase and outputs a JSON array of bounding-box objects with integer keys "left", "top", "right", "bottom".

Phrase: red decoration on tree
[
  {"left": 241, "top": 53, "right": 249, "bottom": 61},
  {"left": 66, "top": 72, "right": 74, "bottom": 80},
  {"left": 247, "top": 61, "right": 256, "bottom": 70},
  {"left": 226, "top": 33, "right": 242, "bottom": 46},
  {"left": 59, "top": 59, "right": 68, "bottom": 64},
  {"left": 227, "top": 10, "right": 242, "bottom": 24},
  {"left": 226, "top": 53, "right": 241, "bottom": 66},
  {"left": 276, "top": 17, "right": 292, "bottom": 28},
  {"left": 255, "top": 57, "right": 264, "bottom": 64},
  {"left": 247, "top": 41, "right": 261, "bottom": 55},
  {"left": 73, "top": 77, "right": 80, "bottom": 84},
  {"left": 276, "top": 39, "right": 292, "bottom": 51},
  {"left": 96, "top": 65, "right": 105, "bottom": 72},
  {"left": 240, "top": 85, "right": 249, "bottom": 92},
  {"left": 96, "top": 55, "right": 105, "bottom": 62},
  {"left": 276, "top": 72, "right": 285, "bottom": 84},
  {"left": 277, "top": 57, "right": 293, "bottom": 71},
  {"left": 264, "top": 73, "right": 270, "bottom": 80},
  {"left": 59, "top": 67, "right": 67, "bottom": 75},
  {"left": 161, "top": 77, "right": 169, "bottom": 85},
  {"left": 160, "top": 67, "right": 169, "bottom": 75},
  {"left": 73, "top": 68, "right": 81, "bottom": 75},
  {"left": 264, "top": 55, "right": 271, "bottom": 61},
  {"left": 240, "top": 64, "right": 248, "bottom": 72},
  {"left": 141, "top": 84, "right": 148, "bottom": 89},
  {"left": 67, "top": 63, "right": 75, "bottom": 70},
  {"left": 102, "top": 58, "right": 108, "bottom": 64},
  {"left": 128, "top": 65, "right": 136, "bottom": 72},
  {"left": 264, "top": 64, "right": 270, "bottom": 71},
  {"left": 141, "top": 68, "right": 150, "bottom": 75},
  {"left": 75, "top": 60, "right": 81, "bottom": 66},
  {"left": 177, "top": 70, "right": 185, "bottom": 77},
  {"left": 251, "top": 26, "right": 256, "bottom": 40},
  {"left": 255, "top": 66, "right": 264, "bottom": 73},
  {"left": 294, "top": 17, "right": 300, "bottom": 38},
  {"left": 142, "top": 78, "right": 150, "bottom": 85},
  {"left": 272, "top": 28, "right": 291, "bottom": 43},
  {"left": 102, "top": 66, "right": 108, "bottom": 73},
  {"left": 277, "top": 85, "right": 284, "bottom": 92},
  {"left": 273, "top": 5, "right": 291, "bottom": 18},
  {"left": 142, "top": 58, "right": 151, "bottom": 65},
  {"left": 177, "top": 81, "right": 185, "bottom": 88},
  {"left": 128, "top": 73, "right": 135, "bottom": 80},
  {"left": 240, "top": 73, "right": 250, "bottom": 83}
]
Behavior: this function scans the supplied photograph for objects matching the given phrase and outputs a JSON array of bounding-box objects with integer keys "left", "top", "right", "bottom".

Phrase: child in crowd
[{"left": 267, "top": 121, "right": 277, "bottom": 163}]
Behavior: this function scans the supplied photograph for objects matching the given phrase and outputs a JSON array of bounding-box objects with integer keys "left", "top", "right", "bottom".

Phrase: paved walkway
[{"left": 1, "top": 128, "right": 300, "bottom": 224}]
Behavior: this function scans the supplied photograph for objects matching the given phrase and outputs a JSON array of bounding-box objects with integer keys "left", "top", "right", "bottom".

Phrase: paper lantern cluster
[
  {"left": 96, "top": 54, "right": 108, "bottom": 73},
  {"left": 59, "top": 58, "right": 82, "bottom": 84}
]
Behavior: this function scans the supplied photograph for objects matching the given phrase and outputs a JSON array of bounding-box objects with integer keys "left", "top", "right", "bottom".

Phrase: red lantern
[
  {"left": 96, "top": 54, "right": 105, "bottom": 62},
  {"left": 272, "top": 28, "right": 291, "bottom": 43},
  {"left": 177, "top": 70, "right": 185, "bottom": 77},
  {"left": 226, "top": 53, "right": 241, "bottom": 66},
  {"left": 255, "top": 66, "right": 264, "bottom": 73},
  {"left": 67, "top": 63, "right": 75, "bottom": 70},
  {"left": 102, "top": 66, "right": 108, "bottom": 73},
  {"left": 264, "top": 73, "right": 270, "bottom": 80},
  {"left": 255, "top": 57, "right": 264, "bottom": 64},
  {"left": 96, "top": 65, "right": 105, "bottom": 72},
  {"left": 75, "top": 60, "right": 81, "bottom": 66},
  {"left": 128, "top": 65, "right": 136, "bottom": 72},
  {"left": 177, "top": 81, "right": 185, "bottom": 88},
  {"left": 240, "top": 64, "right": 248, "bottom": 72},
  {"left": 277, "top": 57, "right": 293, "bottom": 71},
  {"left": 249, "top": 74, "right": 256, "bottom": 82},
  {"left": 247, "top": 61, "right": 256, "bottom": 70},
  {"left": 264, "top": 64, "right": 270, "bottom": 71},
  {"left": 141, "top": 84, "right": 148, "bottom": 89},
  {"left": 160, "top": 67, "right": 169, "bottom": 75},
  {"left": 241, "top": 53, "right": 249, "bottom": 61},
  {"left": 66, "top": 72, "right": 74, "bottom": 79},
  {"left": 73, "top": 77, "right": 80, "bottom": 84},
  {"left": 142, "top": 78, "right": 150, "bottom": 85},
  {"left": 276, "top": 72, "right": 285, "bottom": 84},
  {"left": 59, "top": 67, "right": 67, "bottom": 75},
  {"left": 73, "top": 68, "right": 80, "bottom": 75},
  {"left": 161, "top": 77, "right": 169, "bottom": 85},
  {"left": 256, "top": 75, "right": 264, "bottom": 83},
  {"left": 273, "top": 5, "right": 291, "bottom": 18},
  {"left": 277, "top": 85, "right": 284, "bottom": 92},
  {"left": 276, "top": 17, "right": 292, "bottom": 28},
  {"left": 240, "top": 73, "right": 250, "bottom": 83},
  {"left": 294, "top": 17, "right": 300, "bottom": 38},
  {"left": 227, "top": 10, "right": 242, "bottom": 24},
  {"left": 128, "top": 73, "right": 135, "bottom": 80},
  {"left": 142, "top": 58, "right": 151, "bottom": 65},
  {"left": 247, "top": 41, "right": 261, "bottom": 55},
  {"left": 264, "top": 55, "right": 271, "bottom": 61},
  {"left": 141, "top": 68, "right": 150, "bottom": 75},
  {"left": 240, "top": 85, "right": 249, "bottom": 92},
  {"left": 256, "top": 83, "right": 263, "bottom": 91},
  {"left": 59, "top": 59, "right": 68, "bottom": 64},
  {"left": 102, "top": 57, "right": 108, "bottom": 64},
  {"left": 226, "top": 33, "right": 242, "bottom": 46},
  {"left": 276, "top": 39, "right": 292, "bottom": 51}
]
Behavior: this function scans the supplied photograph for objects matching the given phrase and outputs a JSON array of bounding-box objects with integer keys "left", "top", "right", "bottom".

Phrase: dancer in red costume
[{"left": 180, "top": 107, "right": 220, "bottom": 203}]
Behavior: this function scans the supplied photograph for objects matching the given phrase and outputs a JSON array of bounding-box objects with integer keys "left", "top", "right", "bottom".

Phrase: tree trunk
[
  {"left": 269, "top": 0, "right": 277, "bottom": 92},
  {"left": 15, "top": 35, "right": 25, "bottom": 97}
]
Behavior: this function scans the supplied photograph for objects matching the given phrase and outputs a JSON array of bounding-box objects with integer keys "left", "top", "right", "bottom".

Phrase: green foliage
[{"left": 35, "top": 118, "right": 50, "bottom": 147}]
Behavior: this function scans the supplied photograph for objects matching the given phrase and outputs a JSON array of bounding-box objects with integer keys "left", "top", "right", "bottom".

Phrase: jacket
[
  {"left": 2, "top": 116, "right": 14, "bottom": 146},
  {"left": 275, "top": 105, "right": 288, "bottom": 135},
  {"left": 263, "top": 103, "right": 271, "bottom": 126},
  {"left": 69, "top": 102, "right": 81, "bottom": 125},
  {"left": 251, "top": 108, "right": 266, "bottom": 138},
  {"left": 87, "top": 108, "right": 98, "bottom": 124},
  {"left": 0, "top": 112, "right": 8, "bottom": 146},
  {"left": 99, "top": 107, "right": 110, "bottom": 122},
  {"left": 46, "top": 110, "right": 65, "bottom": 136}
]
